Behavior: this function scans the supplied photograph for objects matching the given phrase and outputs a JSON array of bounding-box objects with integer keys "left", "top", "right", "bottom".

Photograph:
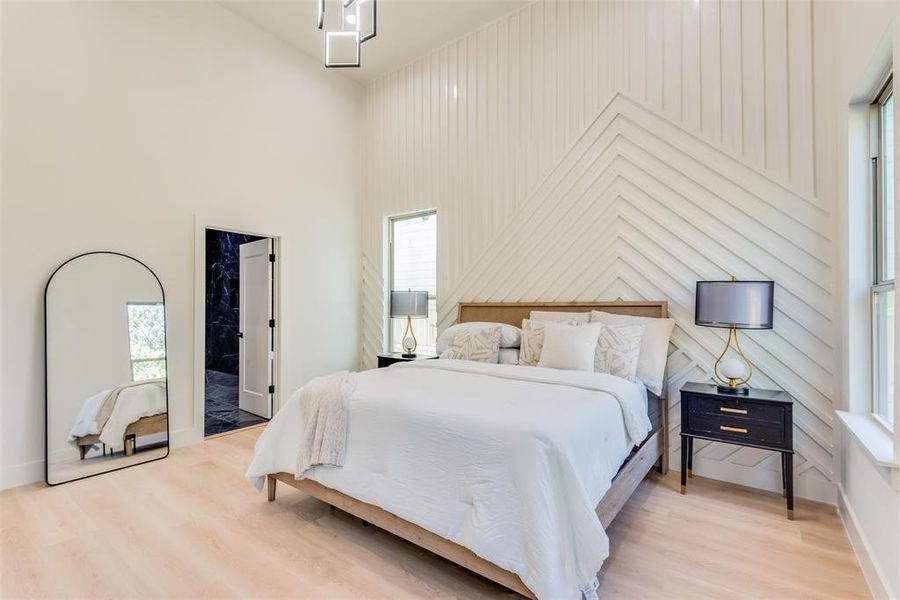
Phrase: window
[
  {"left": 388, "top": 211, "right": 437, "bottom": 353},
  {"left": 127, "top": 302, "right": 167, "bottom": 381},
  {"left": 872, "top": 76, "right": 895, "bottom": 428}
]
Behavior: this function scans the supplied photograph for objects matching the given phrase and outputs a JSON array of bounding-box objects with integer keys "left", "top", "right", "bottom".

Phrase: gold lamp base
[
  {"left": 713, "top": 325, "right": 753, "bottom": 393},
  {"left": 401, "top": 316, "right": 418, "bottom": 357}
]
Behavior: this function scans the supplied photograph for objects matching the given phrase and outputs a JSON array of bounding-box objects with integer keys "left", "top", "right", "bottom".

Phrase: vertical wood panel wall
[{"left": 362, "top": 0, "right": 834, "bottom": 502}]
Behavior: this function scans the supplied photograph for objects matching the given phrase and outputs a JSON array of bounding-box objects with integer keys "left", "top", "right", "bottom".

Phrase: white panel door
[{"left": 239, "top": 238, "right": 273, "bottom": 419}]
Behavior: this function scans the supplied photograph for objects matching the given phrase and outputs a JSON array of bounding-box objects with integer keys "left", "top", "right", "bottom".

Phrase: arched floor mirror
[{"left": 45, "top": 251, "right": 169, "bottom": 485}]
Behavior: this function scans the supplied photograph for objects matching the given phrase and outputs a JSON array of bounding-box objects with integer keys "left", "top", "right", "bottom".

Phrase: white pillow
[
  {"left": 441, "top": 326, "right": 502, "bottom": 363},
  {"left": 594, "top": 324, "right": 644, "bottom": 381},
  {"left": 436, "top": 322, "right": 521, "bottom": 355},
  {"left": 537, "top": 323, "right": 603, "bottom": 372},
  {"left": 529, "top": 310, "right": 591, "bottom": 324},
  {"left": 518, "top": 319, "right": 580, "bottom": 366},
  {"left": 498, "top": 348, "right": 519, "bottom": 365},
  {"left": 589, "top": 310, "right": 674, "bottom": 395}
]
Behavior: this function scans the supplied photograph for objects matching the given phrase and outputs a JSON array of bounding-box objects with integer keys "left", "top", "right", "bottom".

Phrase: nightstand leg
[
  {"left": 680, "top": 434, "right": 688, "bottom": 494},
  {"left": 687, "top": 437, "right": 693, "bottom": 478},
  {"left": 781, "top": 453, "right": 787, "bottom": 497},
  {"left": 785, "top": 452, "right": 794, "bottom": 520}
]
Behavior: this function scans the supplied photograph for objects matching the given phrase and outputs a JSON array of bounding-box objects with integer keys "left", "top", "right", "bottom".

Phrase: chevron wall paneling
[{"left": 361, "top": 0, "right": 835, "bottom": 502}]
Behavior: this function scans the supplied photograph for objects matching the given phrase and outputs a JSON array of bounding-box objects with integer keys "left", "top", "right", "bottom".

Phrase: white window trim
[
  {"left": 386, "top": 209, "right": 437, "bottom": 353},
  {"left": 838, "top": 71, "right": 899, "bottom": 482},
  {"left": 126, "top": 301, "right": 166, "bottom": 382},
  {"left": 837, "top": 411, "right": 899, "bottom": 470},
  {"left": 869, "top": 75, "right": 895, "bottom": 431}
]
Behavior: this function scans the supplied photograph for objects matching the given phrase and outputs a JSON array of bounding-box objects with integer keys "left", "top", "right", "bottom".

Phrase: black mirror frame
[{"left": 44, "top": 251, "right": 169, "bottom": 486}]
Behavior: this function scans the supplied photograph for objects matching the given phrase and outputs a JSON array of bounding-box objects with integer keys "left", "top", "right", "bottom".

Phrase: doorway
[{"left": 204, "top": 228, "right": 276, "bottom": 437}]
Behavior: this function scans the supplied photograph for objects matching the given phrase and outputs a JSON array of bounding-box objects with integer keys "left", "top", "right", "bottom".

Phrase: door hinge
[
  {"left": 269, "top": 319, "right": 275, "bottom": 328},
  {"left": 237, "top": 332, "right": 243, "bottom": 338},
  {"left": 268, "top": 385, "right": 275, "bottom": 394},
  {"left": 269, "top": 253, "right": 275, "bottom": 263}
]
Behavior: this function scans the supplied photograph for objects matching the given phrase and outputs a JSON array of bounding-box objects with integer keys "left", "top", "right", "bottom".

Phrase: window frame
[
  {"left": 126, "top": 301, "right": 167, "bottom": 382},
  {"left": 387, "top": 209, "right": 438, "bottom": 353},
  {"left": 871, "top": 74, "right": 895, "bottom": 431}
]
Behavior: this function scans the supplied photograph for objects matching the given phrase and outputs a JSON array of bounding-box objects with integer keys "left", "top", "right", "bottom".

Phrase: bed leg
[
  {"left": 660, "top": 440, "right": 669, "bottom": 475},
  {"left": 267, "top": 475, "right": 277, "bottom": 502},
  {"left": 657, "top": 394, "right": 669, "bottom": 475},
  {"left": 79, "top": 446, "right": 86, "bottom": 460}
]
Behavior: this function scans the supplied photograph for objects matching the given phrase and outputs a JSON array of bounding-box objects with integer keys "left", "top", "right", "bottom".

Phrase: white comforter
[
  {"left": 246, "top": 360, "right": 651, "bottom": 599},
  {"left": 68, "top": 382, "right": 167, "bottom": 447}
]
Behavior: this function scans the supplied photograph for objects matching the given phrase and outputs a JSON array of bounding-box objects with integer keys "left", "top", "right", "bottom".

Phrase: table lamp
[
  {"left": 695, "top": 278, "right": 774, "bottom": 394},
  {"left": 390, "top": 290, "right": 429, "bottom": 357}
]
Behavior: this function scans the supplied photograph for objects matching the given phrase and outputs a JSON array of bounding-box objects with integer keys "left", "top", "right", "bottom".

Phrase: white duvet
[
  {"left": 246, "top": 360, "right": 651, "bottom": 599},
  {"left": 68, "top": 381, "right": 167, "bottom": 448}
]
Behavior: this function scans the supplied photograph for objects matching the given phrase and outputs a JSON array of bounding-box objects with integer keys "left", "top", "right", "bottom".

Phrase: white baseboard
[
  {"left": 1, "top": 426, "right": 202, "bottom": 491},
  {"left": 0, "top": 459, "right": 44, "bottom": 491},
  {"left": 680, "top": 455, "right": 837, "bottom": 504},
  {"left": 837, "top": 484, "right": 893, "bottom": 600}
]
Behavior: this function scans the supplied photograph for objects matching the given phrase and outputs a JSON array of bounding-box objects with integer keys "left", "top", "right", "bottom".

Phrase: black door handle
[{"left": 237, "top": 332, "right": 243, "bottom": 338}]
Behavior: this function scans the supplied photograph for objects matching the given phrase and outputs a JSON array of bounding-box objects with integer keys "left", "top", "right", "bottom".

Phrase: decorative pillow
[
  {"left": 537, "top": 323, "right": 603, "bottom": 371},
  {"left": 518, "top": 327, "right": 543, "bottom": 366},
  {"left": 498, "top": 348, "right": 519, "bottom": 365},
  {"left": 441, "top": 326, "right": 502, "bottom": 363},
  {"left": 436, "top": 322, "right": 521, "bottom": 355},
  {"left": 518, "top": 319, "right": 579, "bottom": 366},
  {"left": 589, "top": 310, "right": 675, "bottom": 395},
  {"left": 594, "top": 324, "right": 644, "bottom": 381},
  {"left": 529, "top": 310, "right": 591, "bottom": 324}
]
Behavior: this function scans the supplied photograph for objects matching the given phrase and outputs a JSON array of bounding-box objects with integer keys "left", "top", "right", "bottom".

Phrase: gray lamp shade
[
  {"left": 390, "top": 290, "right": 429, "bottom": 318},
  {"left": 695, "top": 280, "right": 774, "bottom": 329}
]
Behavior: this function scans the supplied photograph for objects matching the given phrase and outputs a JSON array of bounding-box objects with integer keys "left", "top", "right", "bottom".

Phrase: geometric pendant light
[{"left": 320, "top": 0, "right": 376, "bottom": 68}]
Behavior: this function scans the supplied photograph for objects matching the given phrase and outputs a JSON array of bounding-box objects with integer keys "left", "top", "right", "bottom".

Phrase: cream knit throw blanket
[{"left": 297, "top": 370, "right": 357, "bottom": 477}]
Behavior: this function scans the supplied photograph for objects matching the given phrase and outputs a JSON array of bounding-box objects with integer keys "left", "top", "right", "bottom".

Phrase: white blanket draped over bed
[
  {"left": 246, "top": 360, "right": 651, "bottom": 600},
  {"left": 68, "top": 379, "right": 167, "bottom": 447}
]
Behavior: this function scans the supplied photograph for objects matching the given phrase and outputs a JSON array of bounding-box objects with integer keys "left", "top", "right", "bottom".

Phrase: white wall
[
  {"left": 361, "top": 0, "right": 836, "bottom": 503},
  {"left": 0, "top": 1, "right": 363, "bottom": 488},
  {"left": 823, "top": 0, "right": 900, "bottom": 596}
]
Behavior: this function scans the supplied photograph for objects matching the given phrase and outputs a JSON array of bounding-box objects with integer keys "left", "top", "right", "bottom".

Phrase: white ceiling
[{"left": 220, "top": 0, "right": 530, "bottom": 82}]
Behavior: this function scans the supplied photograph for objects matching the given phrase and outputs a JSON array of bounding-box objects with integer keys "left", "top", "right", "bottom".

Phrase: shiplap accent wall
[{"left": 361, "top": 0, "right": 835, "bottom": 502}]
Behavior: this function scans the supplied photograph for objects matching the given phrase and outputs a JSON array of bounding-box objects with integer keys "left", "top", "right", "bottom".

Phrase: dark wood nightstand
[
  {"left": 377, "top": 353, "right": 438, "bottom": 368},
  {"left": 680, "top": 382, "right": 795, "bottom": 519}
]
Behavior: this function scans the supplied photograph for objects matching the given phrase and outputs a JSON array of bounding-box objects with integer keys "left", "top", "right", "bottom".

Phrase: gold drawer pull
[
  {"left": 720, "top": 425, "right": 748, "bottom": 434},
  {"left": 720, "top": 407, "right": 748, "bottom": 415}
]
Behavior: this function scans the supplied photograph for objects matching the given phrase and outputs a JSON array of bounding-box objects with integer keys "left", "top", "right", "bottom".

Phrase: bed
[
  {"left": 73, "top": 413, "right": 168, "bottom": 458},
  {"left": 250, "top": 301, "right": 668, "bottom": 599},
  {"left": 69, "top": 379, "right": 168, "bottom": 459}
]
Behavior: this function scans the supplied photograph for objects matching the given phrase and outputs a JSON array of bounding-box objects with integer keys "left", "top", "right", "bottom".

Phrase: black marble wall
[{"left": 205, "top": 229, "right": 265, "bottom": 375}]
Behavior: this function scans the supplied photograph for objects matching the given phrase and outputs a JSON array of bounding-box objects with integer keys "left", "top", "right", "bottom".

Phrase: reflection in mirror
[{"left": 45, "top": 252, "right": 168, "bottom": 485}]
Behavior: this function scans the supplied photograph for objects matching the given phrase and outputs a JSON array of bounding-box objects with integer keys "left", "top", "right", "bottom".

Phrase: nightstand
[
  {"left": 680, "top": 382, "right": 795, "bottom": 519},
  {"left": 377, "top": 352, "right": 438, "bottom": 368}
]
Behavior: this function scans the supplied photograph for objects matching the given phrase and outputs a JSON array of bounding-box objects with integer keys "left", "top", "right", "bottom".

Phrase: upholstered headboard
[
  {"left": 456, "top": 301, "right": 668, "bottom": 326},
  {"left": 456, "top": 300, "right": 670, "bottom": 409}
]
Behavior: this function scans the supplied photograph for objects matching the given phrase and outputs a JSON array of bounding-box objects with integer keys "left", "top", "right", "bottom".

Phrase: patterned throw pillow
[
  {"left": 594, "top": 324, "right": 644, "bottom": 381},
  {"left": 441, "top": 326, "right": 502, "bottom": 363},
  {"left": 518, "top": 319, "right": 579, "bottom": 366}
]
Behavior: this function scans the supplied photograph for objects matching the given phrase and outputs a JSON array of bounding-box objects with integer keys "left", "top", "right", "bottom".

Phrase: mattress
[{"left": 246, "top": 359, "right": 651, "bottom": 599}]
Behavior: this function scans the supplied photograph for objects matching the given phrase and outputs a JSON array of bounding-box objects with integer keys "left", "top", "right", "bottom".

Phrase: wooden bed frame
[
  {"left": 75, "top": 413, "right": 168, "bottom": 459},
  {"left": 267, "top": 301, "right": 669, "bottom": 599}
]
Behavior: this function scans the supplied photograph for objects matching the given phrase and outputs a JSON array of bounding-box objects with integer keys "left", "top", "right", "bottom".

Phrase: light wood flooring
[
  {"left": 48, "top": 445, "right": 167, "bottom": 484},
  {"left": 0, "top": 426, "right": 870, "bottom": 599}
]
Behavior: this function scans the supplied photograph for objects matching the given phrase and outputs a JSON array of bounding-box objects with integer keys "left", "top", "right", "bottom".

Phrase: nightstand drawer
[
  {"left": 686, "top": 394, "right": 785, "bottom": 424},
  {"left": 684, "top": 412, "right": 786, "bottom": 446}
]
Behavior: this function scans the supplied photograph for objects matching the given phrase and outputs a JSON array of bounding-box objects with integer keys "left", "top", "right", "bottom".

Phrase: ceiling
[{"left": 220, "top": 0, "right": 530, "bottom": 82}]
